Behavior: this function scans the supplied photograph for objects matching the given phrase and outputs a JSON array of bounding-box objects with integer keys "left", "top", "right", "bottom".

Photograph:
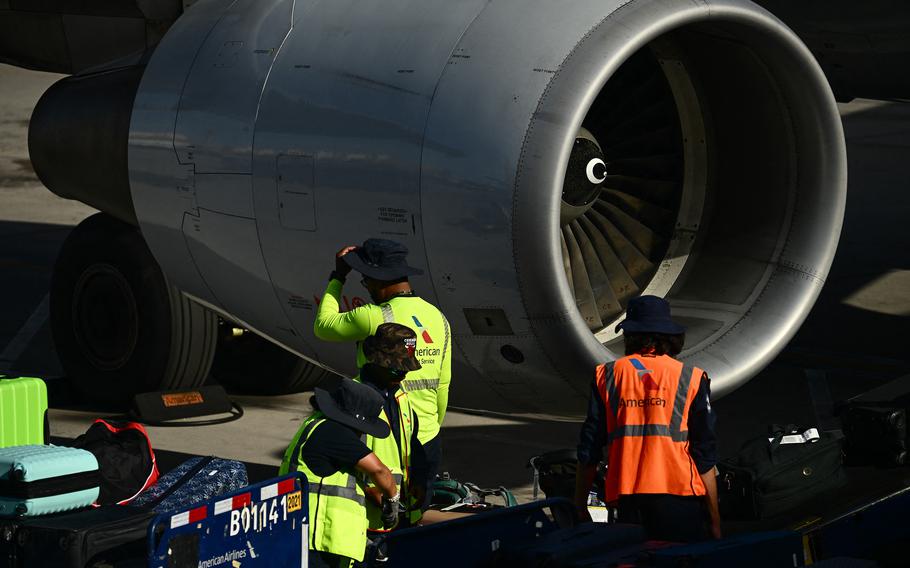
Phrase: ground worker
[
  {"left": 314, "top": 238, "right": 451, "bottom": 509},
  {"left": 573, "top": 295, "right": 720, "bottom": 542},
  {"left": 356, "top": 322, "right": 427, "bottom": 532},
  {"left": 279, "top": 378, "right": 400, "bottom": 568}
]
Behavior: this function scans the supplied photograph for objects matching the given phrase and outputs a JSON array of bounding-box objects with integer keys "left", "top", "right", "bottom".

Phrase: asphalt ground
[{"left": 1, "top": 63, "right": 909, "bottom": 527}]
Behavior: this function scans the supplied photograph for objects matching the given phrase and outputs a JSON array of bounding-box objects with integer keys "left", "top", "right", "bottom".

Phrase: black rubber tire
[
  {"left": 50, "top": 213, "right": 217, "bottom": 407},
  {"left": 210, "top": 325, "right": 334, "bottom": 395}
]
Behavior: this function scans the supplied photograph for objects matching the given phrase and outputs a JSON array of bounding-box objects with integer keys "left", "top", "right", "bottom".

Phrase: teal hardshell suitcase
[
  {"left": 0, "top": 376, "right": 49, "bottom": 448},
  {"left": 0, "top": 445, "right": 100, "bottom": 517}
]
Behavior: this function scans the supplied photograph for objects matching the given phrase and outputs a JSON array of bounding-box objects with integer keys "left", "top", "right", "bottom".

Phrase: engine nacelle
[{"left": 126, "top": 0, "right": 846, "bottom": 413}]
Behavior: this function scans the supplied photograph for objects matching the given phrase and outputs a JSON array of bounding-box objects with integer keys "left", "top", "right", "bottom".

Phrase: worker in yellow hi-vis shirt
[{"left": 314, "top": 238, "right": 452, "bottom": 511}]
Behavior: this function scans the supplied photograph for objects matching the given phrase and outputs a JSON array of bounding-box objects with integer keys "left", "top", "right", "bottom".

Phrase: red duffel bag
[{"left": 69, "top": 419, "right": 159, "bottom": 505}]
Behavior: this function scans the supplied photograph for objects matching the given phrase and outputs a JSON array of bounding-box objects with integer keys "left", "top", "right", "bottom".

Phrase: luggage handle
[
  {"left": 766, "top": 424, "right": 837, "bottom": 463},
  {"left": 142, "top": 456, "right": 215, "bottom": 509},
  {"left": 767, "top": 424, "right": 808, "bottom": 462}
]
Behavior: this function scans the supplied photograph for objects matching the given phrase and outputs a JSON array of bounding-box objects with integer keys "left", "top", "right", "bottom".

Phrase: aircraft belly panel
[
  {"left": 129, "top": 0, "right": 236, "bottom": 306},
  {"left": 194, "top": 174, "right": 254, "bottom": 218},
  {"left": 173, "top": 0, "right": 293, "bottom": 174},
  {"left": 182, "top": 208, "right": 306, "bottom": 352},
  {"left": 251, "top": 0, "right": 488, "bottom": 373}
]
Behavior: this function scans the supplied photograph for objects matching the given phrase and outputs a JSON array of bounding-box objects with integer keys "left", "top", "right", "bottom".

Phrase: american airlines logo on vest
[
  {"left": 630, "top": 359, "right": 663, "bottom": 392},
  {"left": 411, "top": 316, "right": 433, "bottom": 343},
  {"left": 619, "top": 396, "right": 667, "bottom": 408}
]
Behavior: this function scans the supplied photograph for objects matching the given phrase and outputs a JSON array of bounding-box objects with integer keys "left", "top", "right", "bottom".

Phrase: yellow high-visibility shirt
[{"left": 314, "top": 279, "right": 452, "bottom": 444}]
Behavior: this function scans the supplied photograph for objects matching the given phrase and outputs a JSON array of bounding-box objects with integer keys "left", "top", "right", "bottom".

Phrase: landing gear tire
[
  {"left": 210, "top": 326, "right": 332, "bottom": 395},
  {"left": 50, "top": 213, "right": 217, "bottom": 407}
]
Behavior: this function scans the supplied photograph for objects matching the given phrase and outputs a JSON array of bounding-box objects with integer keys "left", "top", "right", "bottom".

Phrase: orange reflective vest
[{"left": 596, "top": 354, "right": 706, "bottom": 502}]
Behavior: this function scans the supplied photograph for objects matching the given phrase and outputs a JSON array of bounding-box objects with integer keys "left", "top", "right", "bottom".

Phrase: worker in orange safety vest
[{"left": 574, "top": 295, "right": 720, "bottom": 542}]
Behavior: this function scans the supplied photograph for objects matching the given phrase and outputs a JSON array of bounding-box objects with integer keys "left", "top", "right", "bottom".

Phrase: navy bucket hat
[
  {"left": 342, "top": 238, "right": 424, "bottom": 281},
  {"left": 314, "top": 378, "right": 391, "bottom": 439},
  {"left": 615, "top": 295, "right": 685, "bottom": 335}
]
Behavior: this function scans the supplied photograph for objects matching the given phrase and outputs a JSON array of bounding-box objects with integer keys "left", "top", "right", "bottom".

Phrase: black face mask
[{"left": 362, "top": 363, "right": 406, "bottom": 389}]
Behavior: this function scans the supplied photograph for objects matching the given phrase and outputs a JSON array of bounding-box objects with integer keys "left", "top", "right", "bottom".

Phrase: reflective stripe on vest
[
  {"left": 400, "top": 378, "right": 440, "bottom": 392},
  {"left": 598, "top": 356, "right": 705, "bottom": 500},
  {"left": 605, "top": 358, "right": 695, "bottom": 443},
  {"left": 381, "top": 304, "right": 394, "bottom": 323},
  {"left": 361, "top": 387, "right": 420, "bottom": 530},
  {"left": 280, "top": 415, "right": 368, "bottom": 561},
  {"left": 440, "top": 316, "right": 450, "bottom": 368},
  {"left": 316, "top": 471, "right": 366, "bottom": 506}
]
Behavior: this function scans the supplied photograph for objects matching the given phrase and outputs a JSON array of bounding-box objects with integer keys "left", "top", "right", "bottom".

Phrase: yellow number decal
[{"left": 287, "top": 491, "right": 302, "bottom": 513}]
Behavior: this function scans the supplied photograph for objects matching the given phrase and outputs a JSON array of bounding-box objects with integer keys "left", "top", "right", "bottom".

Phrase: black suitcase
[
  {"left": 0, "top": 505, "right": 155, "bottom": 567},
  {"left": 495, "top": 522, "right": 645, "bottom": 567},
  {"left": 719, "top": 425, "right": 846, "bottom": 520},
  {"left": 841, "top": 404, "right": 908, "bottom": 467}
]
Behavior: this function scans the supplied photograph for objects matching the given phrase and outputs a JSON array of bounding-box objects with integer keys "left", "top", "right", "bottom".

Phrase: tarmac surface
[{"left": 1, "top": 62, "right": 909, "bottom": 520}]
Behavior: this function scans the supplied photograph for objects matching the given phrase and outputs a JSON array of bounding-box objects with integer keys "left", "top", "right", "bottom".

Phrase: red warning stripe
[
  {"left": 260, "top": 478, "right": 297, "bottom": 501},
  {"left": 278, "top": 478, "right": 296, "bottom": 496},
  {"left": 189, "top": 505, "right": 207, "bottom": 523},
  {"left": 170, "top": 505, "right": 208, "bottom": 528},
  {"left": 214, "top": 492, "right": 252, "bottom": 515}
]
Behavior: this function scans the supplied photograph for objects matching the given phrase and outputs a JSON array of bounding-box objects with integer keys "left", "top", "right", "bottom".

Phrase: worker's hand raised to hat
[{"left": 334, "top": 245, "right": 358, "bottom": 277}]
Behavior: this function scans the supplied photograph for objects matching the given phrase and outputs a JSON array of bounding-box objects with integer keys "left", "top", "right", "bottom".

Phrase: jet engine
[{"left": 31, "top": 0, "right": 846, "bottom": 412}]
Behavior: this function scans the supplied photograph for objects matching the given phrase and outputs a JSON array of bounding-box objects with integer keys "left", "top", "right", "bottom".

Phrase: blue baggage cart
[{"left": 147, "top": 472, "right": 308, "bottom": 568}]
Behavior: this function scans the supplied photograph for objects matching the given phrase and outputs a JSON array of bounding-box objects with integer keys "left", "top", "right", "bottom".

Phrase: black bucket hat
[
  {"left": 363, "top": 323, "right": 422, "bottom": 373},
  {"left": 342, "top": 238, "right": 424, "bottom": 281},
  {"left": 615, "top": 295, "right": 685, "bottom": 335},
  {"left": 314, "top": 378, "right": 391, "bottom": 438}
]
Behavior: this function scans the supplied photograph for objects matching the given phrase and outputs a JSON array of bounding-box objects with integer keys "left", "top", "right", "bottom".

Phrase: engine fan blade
[
  {"left": 586, "top": 207, "right": 655, "bottom": 288},
  {"left": 563, "top": 226, "right": 604, "bottom": 330},
  {"left": 577, "top": 215, "right": 640, "bottom": 306},
  {"left": 593, "top": 199, "right": 668, "bottom": 260},
  {"left": 570, "top": 220, "right": 623, "bottom": 324}
]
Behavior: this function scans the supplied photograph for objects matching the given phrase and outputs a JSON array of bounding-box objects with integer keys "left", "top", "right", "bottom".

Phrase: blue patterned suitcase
[
  {"left": 130, "top": 456, "right": 247, "bottom": 513},
  {"left": 0, "top": 445, "right": 100, "bottom": 517}
]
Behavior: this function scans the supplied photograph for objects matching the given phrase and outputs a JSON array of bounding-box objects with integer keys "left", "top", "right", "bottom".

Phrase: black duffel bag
[
  {"left": 719, "top": 425, "right": 846, "bottom": 520},
  {"left": 68, "top": 420, "right": 159, "bottom": 506}
]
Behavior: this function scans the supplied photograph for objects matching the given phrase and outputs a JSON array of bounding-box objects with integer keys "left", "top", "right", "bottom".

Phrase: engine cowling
[{"left": 119, "top": 0, "right": 845, "bottom": 413}]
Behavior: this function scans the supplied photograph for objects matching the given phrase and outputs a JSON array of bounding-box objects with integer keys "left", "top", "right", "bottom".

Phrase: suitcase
[
  {"left": 0, "top": 376, "right": 49, "bottom": 448},
  {"left": 0, "top": 505, "right": 155, "bottom": 567},
  {"left": 719, "top": 425, "right": 846, "bottom": 519},
  {"left": 130, "top": 455, "right": 247, "bottom": 513},
  {"left": 841, "top": 404, "right": 908, "bottom": 467},
  {"left": 649, "top": 530, "right": 803, "bottom": 568},
  {"left": 0, "top": 445, "right": 100, "bottom": 517}
]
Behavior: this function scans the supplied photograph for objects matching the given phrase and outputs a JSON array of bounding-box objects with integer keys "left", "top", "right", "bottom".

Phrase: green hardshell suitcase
[{"left": 0, "top": 376, "right": 49, "bottom": 447}]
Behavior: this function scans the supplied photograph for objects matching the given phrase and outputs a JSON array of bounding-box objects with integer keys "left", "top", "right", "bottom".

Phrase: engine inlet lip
[{"left": 512, "top": 0, "right": 846, "bottom": 396}]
